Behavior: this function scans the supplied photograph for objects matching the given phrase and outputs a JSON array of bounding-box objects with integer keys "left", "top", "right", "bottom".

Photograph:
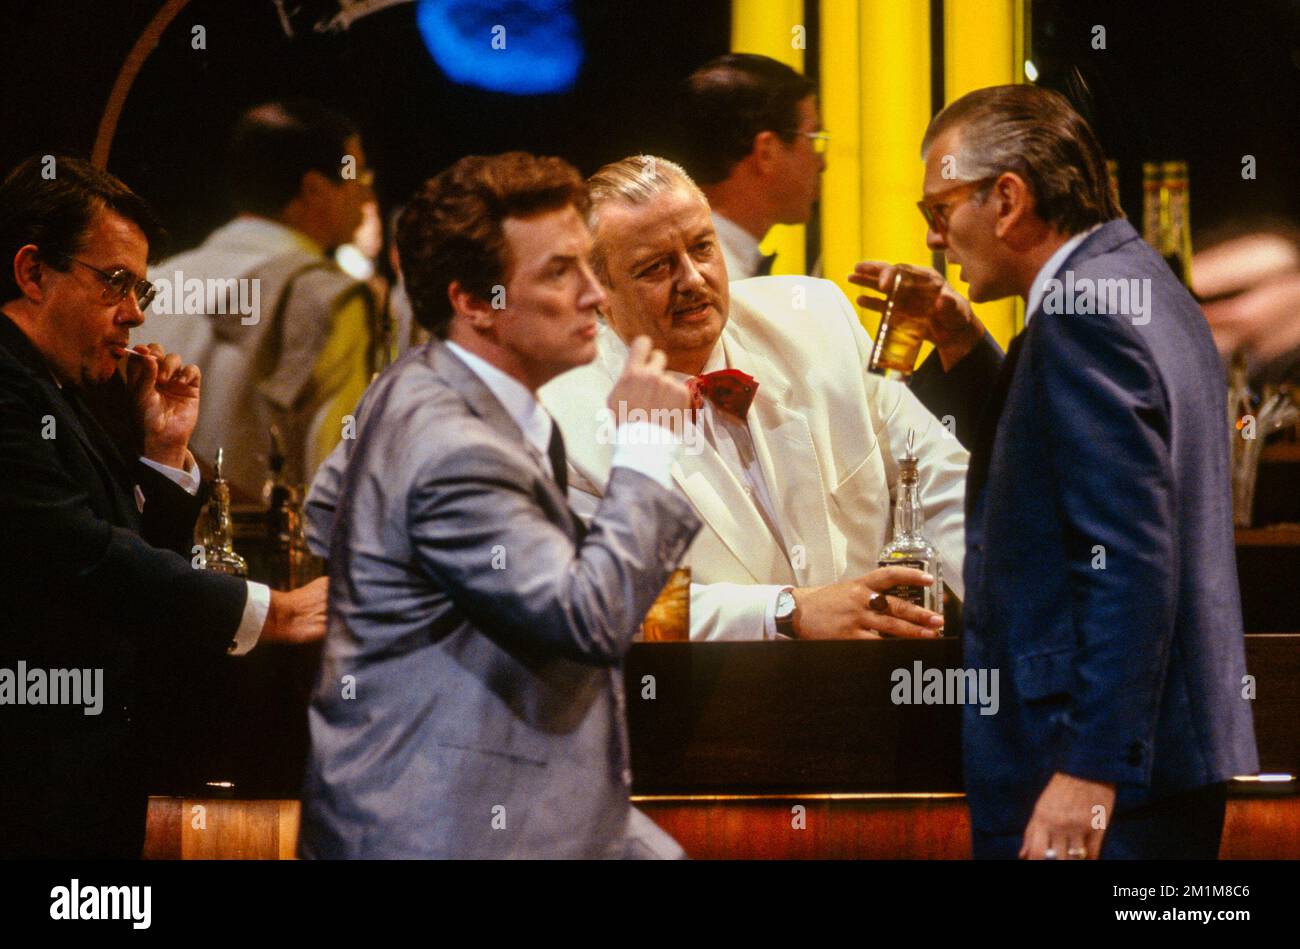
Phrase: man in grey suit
[{"left": 298, "top": 152, "right": 701, "bottom": 859}]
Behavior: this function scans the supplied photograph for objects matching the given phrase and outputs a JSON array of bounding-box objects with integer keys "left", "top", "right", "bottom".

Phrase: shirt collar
[
  {"left": 1025, "top": 223, "right": 1103, "bottom": 325},
  {"left": 712, "top": 212, "right": 764, "bottom": 280},
  {"left": 667, "top": 339, "right": 727, "bottom": 383},
  {"left": 444, "top": 340, "right": 552, "bottom": 457},
  {"left": 223, "top": 215, "right": 323, "bottom": 258}
]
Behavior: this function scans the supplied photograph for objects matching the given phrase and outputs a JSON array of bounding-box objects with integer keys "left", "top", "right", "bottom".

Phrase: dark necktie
[
  {"left": 546, "top": 422, "right": 568, "bottom": 496},
  {"left": 755, "top": 253, "right": 777, "bottom": 277},
  {"left": 966, "top": 330, "right": 1027, "bottom": 516},
  {"left": 689, "top": 368, "right": 760, "bottom": 422}
]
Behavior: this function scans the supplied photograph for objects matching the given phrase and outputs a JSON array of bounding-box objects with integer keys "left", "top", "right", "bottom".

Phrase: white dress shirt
[
  {"left": 671, "top": 344, "right": 791, "bottom": 639},
  {"left": 713, "top": 212, "right": 767, "bottom": 281},
  {"left": 445, "top": 341, "right": 679, "bottom": 491},
  {"left": 1025, "top": 224, "right": 1104, "bottom": 324}
]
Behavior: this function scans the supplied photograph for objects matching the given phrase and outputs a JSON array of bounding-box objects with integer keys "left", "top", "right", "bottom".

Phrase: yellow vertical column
[
  {"left": 815, "top": 0, "right": 859, "bottom": 306},
  {"left": 730, "top": 0, "right": 807, "bottom": 274},
  {"left": 850, "top": 0, "right": 932, "bottom": 332},
  {"left": 818, "top": 1, "right": 932, "bottom": 332},
  {"left": 943, "top": 0, "right": 1030, "bottom": 346}
]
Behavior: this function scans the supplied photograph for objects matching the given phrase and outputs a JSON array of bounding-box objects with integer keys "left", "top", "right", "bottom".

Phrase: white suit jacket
[{"left": 540, "top": 276, "right": 969, "bottom": 641}]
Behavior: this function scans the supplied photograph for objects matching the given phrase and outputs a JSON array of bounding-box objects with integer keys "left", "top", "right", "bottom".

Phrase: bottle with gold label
[
  {"left": 1141, "top": 161, "right": 1163, "bottom": 249},
  {"left": 1160, "top": 161, "right": 1194, "bottom": 288},
  {"left": 1106, "top": 159, "right": 1122, "bottom": 215},
  {"left": 877, "top": 434, "right": 943, "bottom": 615},
  {"left": 201, "top": 447, "right": 248, "bottom": 577}
]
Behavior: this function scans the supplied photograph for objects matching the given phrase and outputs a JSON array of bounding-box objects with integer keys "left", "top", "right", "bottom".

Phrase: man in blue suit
[{"left": 918, "top": 85, "right": 1258, "bottom": 859}]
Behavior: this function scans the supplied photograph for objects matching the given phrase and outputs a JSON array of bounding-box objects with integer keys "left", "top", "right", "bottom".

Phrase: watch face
[{"left": 776, "top": 590, "right": 795, "bottom": 619}]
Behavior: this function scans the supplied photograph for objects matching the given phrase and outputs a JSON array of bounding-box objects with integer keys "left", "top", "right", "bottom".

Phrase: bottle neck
[
  {"left": 893, "top": 478, "right": 926, "bottom": 539},
  {"left": 209, "top": 484, "right": 237, "bottom": 552}
]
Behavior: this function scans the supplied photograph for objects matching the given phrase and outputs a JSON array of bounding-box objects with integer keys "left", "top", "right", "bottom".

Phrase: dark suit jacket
[
  {"left": 962, "top": 219, "right": 1259, "bottom": 834},
  {"left": 911, "top": 332, "right": 1004, "bottom": 450},
  {"left": 0, "top": 315, "right": 247, "bottom": 858}
]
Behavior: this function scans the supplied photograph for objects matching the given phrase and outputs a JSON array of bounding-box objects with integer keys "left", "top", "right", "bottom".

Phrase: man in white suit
[{"left": 540, "top": 156, "right": 968, "bottom": 641}]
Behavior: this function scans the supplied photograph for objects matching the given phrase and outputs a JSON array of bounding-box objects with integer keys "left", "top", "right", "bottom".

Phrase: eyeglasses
[
  {"left": 917, "top": 177, "right": 997, "bottom": 233},
  {"left": 783, "top": 130, "right": 831, "bottom": 155},
  {"left": 53, "top": 254, "right": 157, "bottom": 310}
]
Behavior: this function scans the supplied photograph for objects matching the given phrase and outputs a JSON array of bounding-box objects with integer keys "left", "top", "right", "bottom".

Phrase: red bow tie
[{"left": 688, "top": 369, "right": 759, "bottom": 421}]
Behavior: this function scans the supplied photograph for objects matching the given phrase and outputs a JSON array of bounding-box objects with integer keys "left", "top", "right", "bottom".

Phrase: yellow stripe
[
  {"left": 731, "top": 0, "right": 808, "bottom": 275},
  {"left": 943, "top": 0, "right": 1029, "bottom": 346}
]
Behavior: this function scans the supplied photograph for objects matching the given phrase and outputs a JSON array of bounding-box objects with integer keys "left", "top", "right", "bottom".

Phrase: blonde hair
[{"left": 586, "top": 155, "right": 707, "bottom": 283}]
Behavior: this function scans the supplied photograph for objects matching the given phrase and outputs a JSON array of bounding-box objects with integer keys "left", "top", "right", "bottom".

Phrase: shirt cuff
[
  {"left": 761, "top": 584, "right": 790, "bottom": 640},
  {"left": 610, "top": 420, "right": 681, "bottom": 491},
  {"left": 139, "top": 453, "right": 201, "bottom": 496},
  {"left": 228, "top": 581, "right": 271, "bottom": 655}
]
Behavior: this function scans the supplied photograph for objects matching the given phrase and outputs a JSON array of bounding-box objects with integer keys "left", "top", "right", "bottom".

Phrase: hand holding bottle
[{"left": 790, "top": 567, "right": 944, "bottom": 639}]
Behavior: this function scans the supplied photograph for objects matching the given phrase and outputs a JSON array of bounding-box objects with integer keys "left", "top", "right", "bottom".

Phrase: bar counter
[{"left": 143, "top": 636, "right": 1300, "bottom": 859}]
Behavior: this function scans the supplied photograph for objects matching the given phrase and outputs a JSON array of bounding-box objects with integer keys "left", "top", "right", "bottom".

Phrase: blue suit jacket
[{"left": 962, "top": 219, "right": 1258, "bottom": 834}]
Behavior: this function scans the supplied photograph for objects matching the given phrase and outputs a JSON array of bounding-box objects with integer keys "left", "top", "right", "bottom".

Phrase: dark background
[
  {"left": 2, "top": 0, "right": 1297, "bottom": 257},
  {"left": 0, "top": 0, "right": 731, "bottom": 253},
  {"left": 1028, "top": 0, "right": 1300, "bottom": 244}
]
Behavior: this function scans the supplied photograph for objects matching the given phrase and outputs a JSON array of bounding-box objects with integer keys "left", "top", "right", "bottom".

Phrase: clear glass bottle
[
  {"left": 202, "top": 447, "right": 248, "bottom": 578},
  {"left": 877, "top": 439, "right": 943, "bottom": 615}
]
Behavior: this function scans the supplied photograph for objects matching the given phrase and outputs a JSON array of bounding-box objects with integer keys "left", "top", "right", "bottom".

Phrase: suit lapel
[
  {"left": 670, "top": 424, "right": 792, "bottom": 585},
  {"left": 429, "top": 343, "right": 577, "bottom": 529},
  {"left": 966, "top": 220, "right": 1140, "bottom": 517},
  {"left": 725, "top": 336, "right": 836, "bottom": 586},
  {"left": 0, "top": 317, "right": 137, "bottom": 524}
]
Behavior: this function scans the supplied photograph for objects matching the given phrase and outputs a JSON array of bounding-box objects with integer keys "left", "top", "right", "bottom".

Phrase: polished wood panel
[
  {"left": 142, "top": 793, "right": 1300, "bottom": 860},
  {"left": 1246, "top": 635, "right": 1300, "bottom": 772},
  {"left": 634, "top": 794, "right": 1300, "bottom": 860},
  {"left": 144, "top": 797, "right": 299, "bottom": 860},
  {"left": 626, "top": 640, "right": 964, "bottom": 793},
  {"left": 1235, "top": 535, "right": 1300, "bottom": 630},
  {"left": 625, "top": 636, "right": 1300, "bottom": 790}
]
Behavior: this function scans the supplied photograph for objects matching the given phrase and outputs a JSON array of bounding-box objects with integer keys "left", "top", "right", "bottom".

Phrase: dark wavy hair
[
  {"left": 226, "top": 99, "right": 360, "bottom": 217},
  {"left": 397, "top": 152, "right": 589, "bottom": 339},
  {"left": 0, "top": 155, "right": 161, "bottom": 305},
  {"left": 680, "top": 53, "right": 817, "bottom": 186}
]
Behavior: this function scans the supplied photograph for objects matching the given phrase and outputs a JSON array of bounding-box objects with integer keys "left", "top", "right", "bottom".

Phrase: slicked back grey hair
[
  {"left": 921, "top": 84, "right": 1120, "bottom": 235},
  {"left": 586, "top": 155, "right": 708, "bottom": 284}
]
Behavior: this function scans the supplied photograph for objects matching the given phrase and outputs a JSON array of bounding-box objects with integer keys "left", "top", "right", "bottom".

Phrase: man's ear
[
  {"left": 299, "top": 169, "right": 333, "bottom": 202},
  {"left": 751, "top": 130, "right": 782, "bottom": 175},
  {"left": 447, "top": 279, "right": 496, "bottom": 331},
  {"left": 992, "top": 171, "right": 1033, "bottom": 240},
  {"left": 12, "top": 245, "right": 46, "bottom": 303}
]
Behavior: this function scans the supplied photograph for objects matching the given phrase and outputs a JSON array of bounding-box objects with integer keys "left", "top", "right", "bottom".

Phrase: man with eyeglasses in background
[
  {"left": 0, "top": 155, "right": 327, "bottom": 858},
  {"left": 146, "top": 99, "right": 378, "bottom": 499},
  {"left": 680, "top": 54, "right": 1002, "bottom": 448}
]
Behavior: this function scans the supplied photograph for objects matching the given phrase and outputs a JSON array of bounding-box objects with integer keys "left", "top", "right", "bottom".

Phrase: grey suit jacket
[{"left": 298, "top": 342, "right": 701, "bottom": 858}]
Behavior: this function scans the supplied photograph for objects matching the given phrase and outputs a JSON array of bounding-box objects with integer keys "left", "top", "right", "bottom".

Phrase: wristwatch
[{"left": 774, "top": 587, "right": 797, "bottom": 639}]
